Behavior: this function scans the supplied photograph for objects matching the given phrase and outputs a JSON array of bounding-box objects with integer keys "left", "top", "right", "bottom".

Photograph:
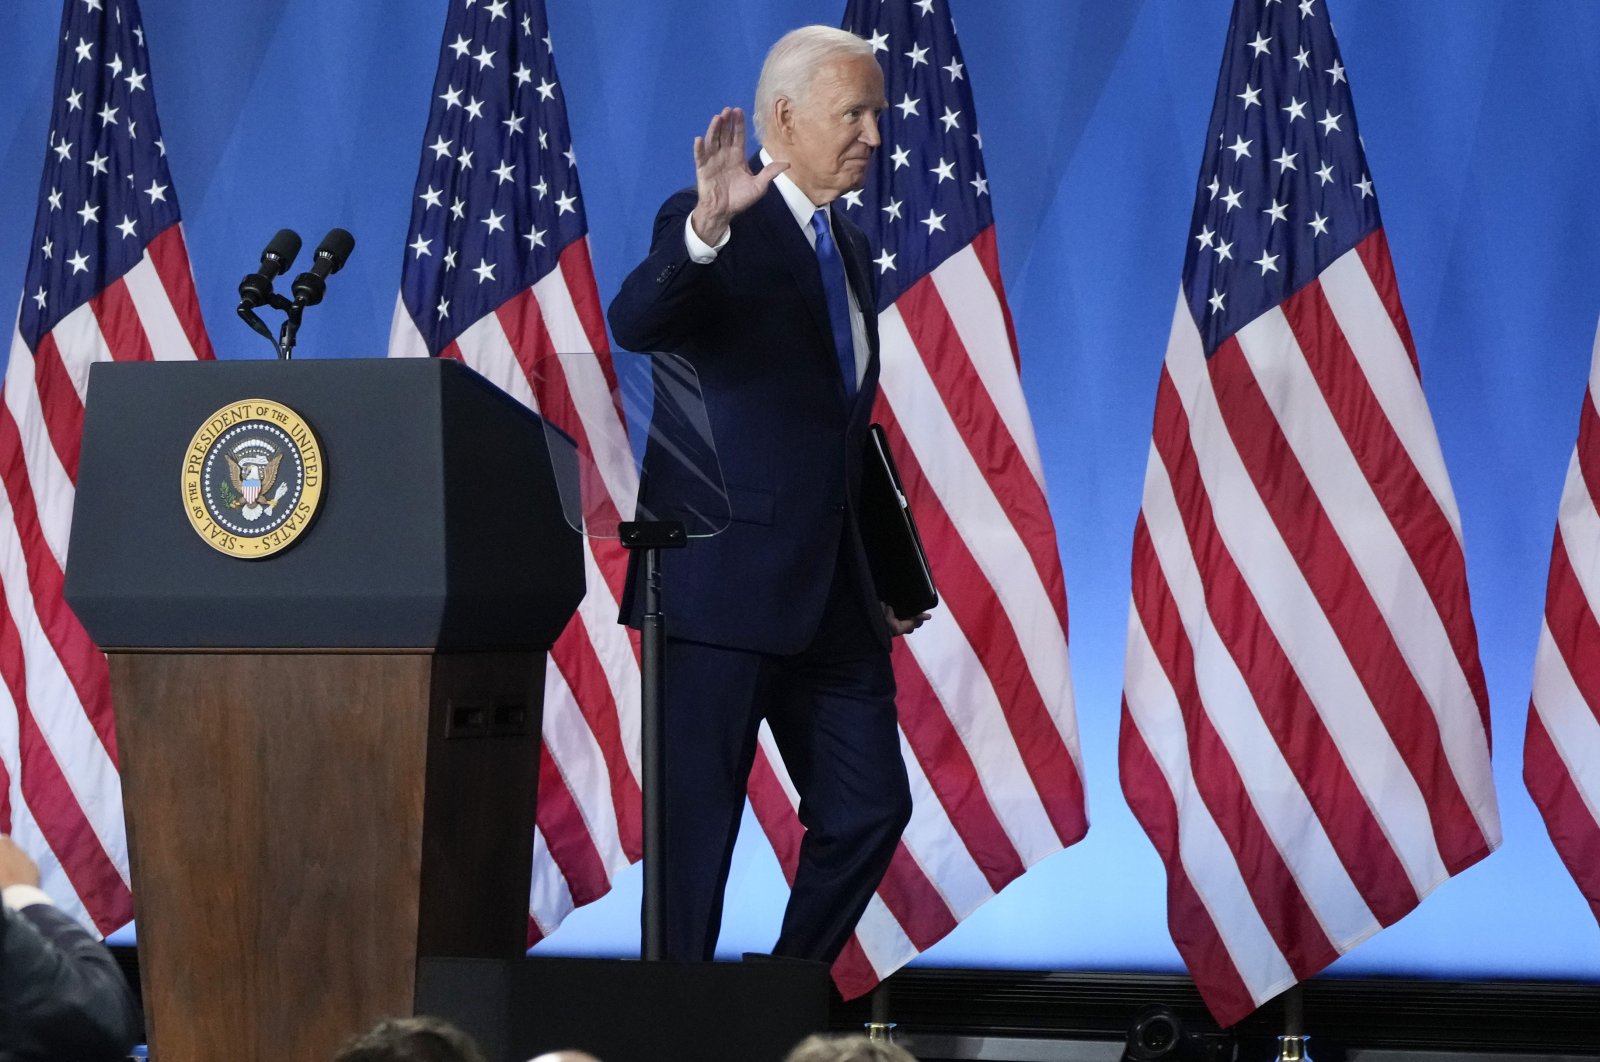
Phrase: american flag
[
  {"left": 389, "top": 0, "right": 642, "bottom": 940},
  {"left": 2, "top": 0, "right": 213, "bottom": 933},
  {"left": 742, "top": 0, "right": 1089, "bottom": 998},
  {"left": 1526, "top": 324, "right": 1600, "bottom": 927},
  {"left": 1119, "top": 0, "right": 1500, "bottom": 1025}
]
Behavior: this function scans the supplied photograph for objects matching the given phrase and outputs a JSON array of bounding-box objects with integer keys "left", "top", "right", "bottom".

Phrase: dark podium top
[{"left": 65, "top": 357, "right": 583, "bottom": 650}]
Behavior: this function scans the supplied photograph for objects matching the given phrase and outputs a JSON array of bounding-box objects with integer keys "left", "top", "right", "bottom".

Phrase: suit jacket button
[{"left": 833, "top": 503, "right": 846, "bottom": 514}]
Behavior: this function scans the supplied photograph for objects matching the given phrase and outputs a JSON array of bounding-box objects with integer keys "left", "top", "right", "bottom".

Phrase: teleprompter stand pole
[{"left": 618, "top": 519, "right": 688, "bottom": 962}]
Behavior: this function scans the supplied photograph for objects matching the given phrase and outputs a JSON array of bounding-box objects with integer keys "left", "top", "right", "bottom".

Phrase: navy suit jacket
[
  {"left": 0, "top": 901, "right": 141, "bottom": 1062},
  {"left": 608, "top": 175, "right": 888, "bottom": 655}
]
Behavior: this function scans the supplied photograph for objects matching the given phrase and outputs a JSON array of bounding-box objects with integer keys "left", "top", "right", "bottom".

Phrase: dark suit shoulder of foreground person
[{"left": 0, "top": 836, "right": 141, "bottom": 1062}]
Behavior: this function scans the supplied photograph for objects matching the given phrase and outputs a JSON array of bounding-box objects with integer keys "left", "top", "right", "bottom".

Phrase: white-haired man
[{"left": 609, "top": 25, "right": 926, "bottom": 965}]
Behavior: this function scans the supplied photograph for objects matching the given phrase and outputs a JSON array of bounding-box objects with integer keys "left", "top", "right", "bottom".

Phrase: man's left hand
[{"left": 883, "top": 604, "right": 930, "bottom": 637}]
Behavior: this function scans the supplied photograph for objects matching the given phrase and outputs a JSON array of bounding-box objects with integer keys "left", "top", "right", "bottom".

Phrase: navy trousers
[{"left": 660, "top": 549, "right": 912, "bottom": 963}]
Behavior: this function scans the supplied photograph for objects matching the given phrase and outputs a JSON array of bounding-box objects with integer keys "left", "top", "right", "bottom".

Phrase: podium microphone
[
  {"left": 290, "top": 228, "right": 357, "bottom": 308},
  {"left": 237, "top": 229, "right": 302, "bottom": 311}
]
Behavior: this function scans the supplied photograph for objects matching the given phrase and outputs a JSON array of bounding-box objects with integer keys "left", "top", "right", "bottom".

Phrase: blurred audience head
[
  {"left": 527, "top": 1052, "right": 604, "bottom": 1062},
  {"left": 785, "top": 1033, "right": 918, "bottom": 1062},
  {"left": 332, "top": 1016, "right": 486, "bottom": 1062}
]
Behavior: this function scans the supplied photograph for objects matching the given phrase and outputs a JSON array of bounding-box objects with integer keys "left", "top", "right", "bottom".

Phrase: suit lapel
[{"left": 745, "top": 181, "right": 837, "bottom": 365}]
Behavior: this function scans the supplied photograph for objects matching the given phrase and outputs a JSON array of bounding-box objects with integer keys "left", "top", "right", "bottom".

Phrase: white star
[
  {"left": 921, "top": 209, "right": 946, "bottom": 234},
  {"left": 1299, "top": 0, "right": 1316, "bottom": 16},
  {"left": 1355, "top": 174, "right": 1374, "bottom": 198},
  {"left": 905, "top": 43, "right": 929, "bottom": 67},
  {"left": 514, "top": 63, "right": 533, "bottom": 87},
  {"left": 464, "top": 96, "right": 485, "bottom": 120},
  {"left": 1273, "top": 148, "right": 1298, "bottom": 172},
  {"left": 563, "top": 145, "right": 577, "bottom": 167},
  {"left": 420, "top": 185, "right": 443, "bottom": 208},
  {"left": 54, "top": 139, "right": 73, "bottom": 162},
  {"left": 521, "top": 14, "right": 531, "bottom": 35},
  {"left": 83, "top": 0, "right": 102, "bottom": 10},
  {"left": 144, "top": 179, "right": 167, "bottom": 202},
  {"left": 32, "top": 287, "right": 46, "bottom": 310},
  {"left": 493, "top": 161, "right": 516, "bottom": 184},
  {"left": 890, "top": 145, "right": 910, "bottom": 169},
  {"left": 896, "top": 93, "right": 921, "bottom": 119},
  {"left": 1294, "top": 47, "right": 1311, "bottom": 70},
  {"left": 1207, "top": 175, "right": 1220, "bottom": 199},
  {"left": 127, "top": 120, "right": 137, "bottom": 139},
  {"left": 1319, "top": 110, "right": 1343, "bottom": 135},
  {"left": 437, "top": 297, "right": 450, "bottom": 319},
  {"left": 486, "top": 0, "right": 508, "bottom": 19},
  {"left": 449, "top": 34, "right": 471, "bottom": 59},
  {"left": 915, "top": 0, "right": 934, "bottom": 13},
  {"left": 882, "top": 198, "right": 903, "bottom": 221},
  {"left": 1308, "top": 212, "right": 1330, "bottom": 236},
  {"left": 536, "top": 77, "right": 557, "bottom": 101},
  {"left": 133, "top": 26, "right": 144, "bottom": 47},
  {"left": 1237, "top": 84, "right": 1261, "bottom": 109},
  {"left": 78, "top": 201, "right": 100, "bottom": 225},
  {"left": 1247, "top": 32, "right": 1271, "bottom": 57},
  {"left": 125, "top": 68, "right": 147, "bottom": 92},
  {"left": 482, "top": 209, "right": 506, "bottom": 234},
  {"left": 1315, "top": 161, "right": 1334, "bottom": 185},
  {"left": 1327, "top": 60, "right": 1346, "bottom": 85},
  {"left": 1263, "top": 199, "right": 1288, "bottom": 224},
  {"left": 930, "top": 157, "right": 955, "bottom": 182},
  {"left": 533, "top": 177, "right": 549, "bottom": 199},
  {"left": 1221, "top": 186, "right": 1243, "bottom": 211},
  {"left": 538, "top": 128, "right": 549, "bottom": 149},
  {"left": 1214, "top": 239, "right": 1233, "bottom": 262},
  {"left": 1283, "top": 97, "right": 1307, "bottom": 122},
  {"left": 1255, "top": 250, "right": 1280, "bottom": 275},
  {"left": 555, "top": 191, "right": 577, "bottom": 214},
  {"left": 973, "top": 130, "right": 983, "bottom": 149},
  {"left": 74, "top": 37, "right": 93, "bottom": 62},
  {"left": 87, "top": 151, "right": 109, "bottom": 175},
  {"left": 155, "top": 138, "right": 165, "bottom": 156},
  {"left": 1209, "top": 288, "right": 1226, "bottom": 314},
  {"left": 458, "top": 147, "right": 473, "bottom": 169},
  {"left": 105, "top": 53, "right": 124, "bottom": 77},
  {"left": 543, "top": 32, "right": 553, "bottom": 52},
  {"left": 944, "top": 57, "right": 964, "bottom": 81},
  {"left": 451, "top": 197, "right": 466, "bottom": 220},
  {"left": 875, "top": 249, "right": 896, "bottom": 273},
  {"left": 66, "top": 89, "right": 83, "bottom": 111},
  {"left": 40, "top": 238, "right": 52, "bottom": 258},
  {"left": 940, "top": 106, "right": 961, "bottom": 131},
  {"left": 842, "top": 189, "right": 863, "bottom": 208},
  {"left": 473, "top": 258, "right": 497, "bottom": 284},
  {"left": 48, "top": 188, "right": 62, "bottom": 210},
  {"left": 867, "top": 31, "right": 888, "bottom": 54},
  {"left": 502, "top": 112, "right": 526, "bottom": 137},
  {"left": 443, "top": 248, "right": 458, "bottom": 269},
  {"left": 1227, "top": 135, "right": 1252, "bottom": 160},
  {"left": 1194, "top": 225, "right": 1215, "bottom": 248},
  {"left": 440, "top": 85, "right": 462, "bottom": 109},
  {"left": 430, "top": 135, "right": 453, "bottom": 159},
  {"left": 410, "top": 235, "right": 432, "bottom": 258},
  {"left": 98, "top": 103, "right": 118, "bottom": 126},
  {"left": 524, "top": 225, "right": 547, "bottom": 249},
  {"left": 68, "top": 250, "right": 90, "bottom": 274},
  {"left": 971, "top": 174, "right": 988, "bottom": 196}
]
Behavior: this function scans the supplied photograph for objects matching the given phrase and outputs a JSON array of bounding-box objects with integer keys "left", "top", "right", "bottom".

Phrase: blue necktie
[{"left": 810, "top": 208, "right": 857, "bottom": 399}]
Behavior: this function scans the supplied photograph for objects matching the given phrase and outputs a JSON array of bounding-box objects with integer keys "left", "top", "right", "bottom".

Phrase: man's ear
[{"left": 770, "top": 96, "right": 795, "bottom": 143}]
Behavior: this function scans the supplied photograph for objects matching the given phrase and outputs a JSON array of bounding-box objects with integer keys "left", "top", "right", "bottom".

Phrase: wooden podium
[{"left": 65, "top": 358, "right": 584, "bottom": 1062}]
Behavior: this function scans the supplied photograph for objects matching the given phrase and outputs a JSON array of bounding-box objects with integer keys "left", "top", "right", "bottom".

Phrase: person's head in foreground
[
  {"left": 331, "top": 1016, "right": 486, "bottom": 1062},
  {"left": 784, "top": 1033, "right": 918, "bottom": 1062}
]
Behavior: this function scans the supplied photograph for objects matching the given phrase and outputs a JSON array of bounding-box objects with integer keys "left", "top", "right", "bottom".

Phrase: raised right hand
[
  {"left": 690, "top": 107, "right": 788, "bottom": 246},
  {"left": 0, "top": 835, "right": 41, "bottom": 889}
]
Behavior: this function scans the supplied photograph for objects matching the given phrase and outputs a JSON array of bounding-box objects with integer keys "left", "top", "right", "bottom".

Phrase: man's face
[{"left": 773, "top": 53, "right": 887, "bottom": 205}]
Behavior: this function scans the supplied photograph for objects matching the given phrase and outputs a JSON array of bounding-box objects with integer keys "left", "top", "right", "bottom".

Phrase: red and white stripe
[
  {"left": 1, "top": 225, "right": 213, "bottom": 933},
  {"left": 391, "top": 238, "right": 645, "bottom": 939},
  {"left": 1121, "top": 233, "right": 1501, "bottom": 1025},
  {"left": 748, "top": 232, "right": 1087, "bottom": 999},
  {"left": 1526, "top": 321, "right": 1600, "bottom": 927}
]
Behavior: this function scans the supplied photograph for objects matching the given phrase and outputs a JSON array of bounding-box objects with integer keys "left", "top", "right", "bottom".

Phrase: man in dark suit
[
  {"left": 608, "top": 25, "right": 927, "bottom": 965},
  {"left": 0, "top": 836, "right": 141, "bottom": 1061}
]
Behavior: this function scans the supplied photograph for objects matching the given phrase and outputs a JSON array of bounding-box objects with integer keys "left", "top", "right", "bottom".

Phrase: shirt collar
[{"left": 760, "top": 148, "right": 828, "bottom": 233}]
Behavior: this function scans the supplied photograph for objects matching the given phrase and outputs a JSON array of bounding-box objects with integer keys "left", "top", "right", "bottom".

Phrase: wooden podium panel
[{"left": 111, "top": 650, "right": 543, "bottom": 1062}]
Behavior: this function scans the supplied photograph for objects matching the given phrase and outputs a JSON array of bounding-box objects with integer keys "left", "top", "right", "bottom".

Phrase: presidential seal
[{"left": 181, "top": 398, "right": 325, "bottom": 559}]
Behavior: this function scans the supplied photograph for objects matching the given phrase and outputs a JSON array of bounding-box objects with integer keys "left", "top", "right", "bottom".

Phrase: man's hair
[
  {"left": 330, "top": 1016, "right": 487, "bottom": 1062},
  {"left": 784, "top": 1033, "right": 919, "bottom": 1062},
  {"left": 753, "top": 26, "right": 875, "bottom": 143}
]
